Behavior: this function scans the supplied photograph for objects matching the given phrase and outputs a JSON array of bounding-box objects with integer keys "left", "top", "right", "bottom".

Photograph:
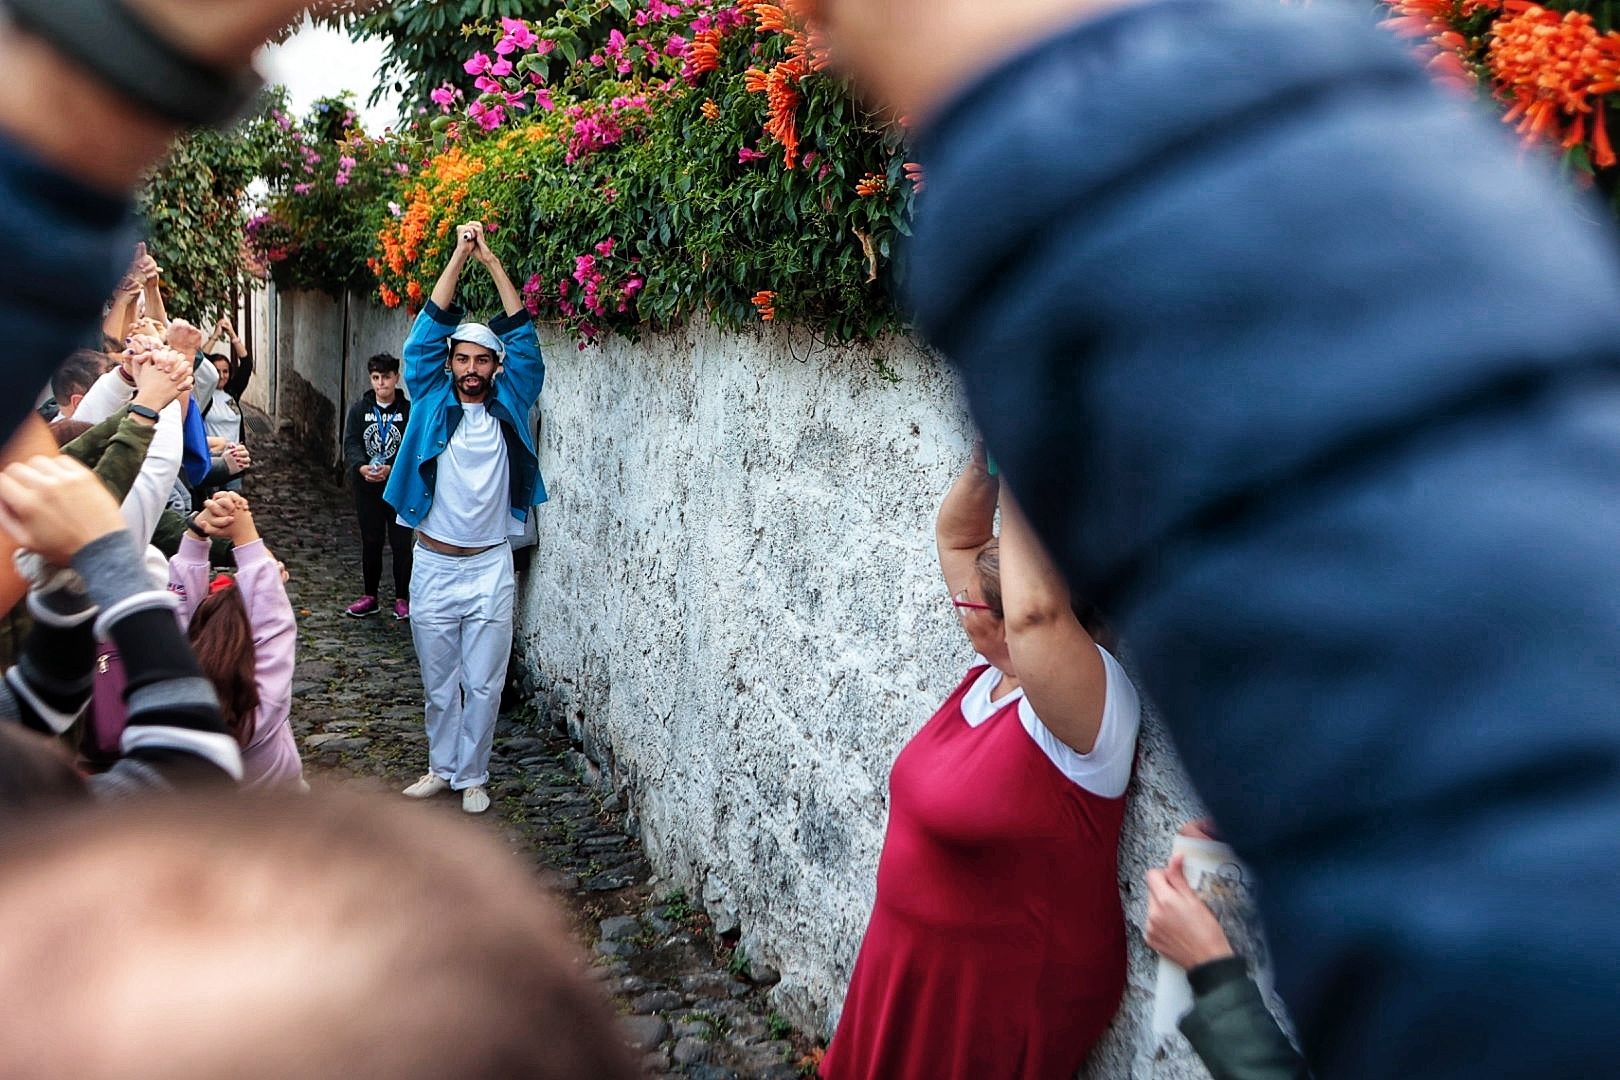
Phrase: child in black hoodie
[{"left": 341, "top": 353, "right": 412, "bottom": 620}]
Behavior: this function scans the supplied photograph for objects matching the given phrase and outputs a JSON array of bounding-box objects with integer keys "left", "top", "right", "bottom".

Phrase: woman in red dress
[{"left": 822, "top": 443, "right": 1142, "bottom": 1080}]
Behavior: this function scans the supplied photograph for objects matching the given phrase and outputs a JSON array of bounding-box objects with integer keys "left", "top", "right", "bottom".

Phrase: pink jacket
[{"left": 170, "top": 535, "right": 304, "bottom": 790}]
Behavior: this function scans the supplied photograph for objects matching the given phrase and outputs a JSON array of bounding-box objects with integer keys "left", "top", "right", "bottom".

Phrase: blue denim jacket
[
  {"left": 906, "top": 1, "right": 1620, "bottom": 1075},
  {"left": 383, "top": 300, "right": 546, "bottom": 528}
]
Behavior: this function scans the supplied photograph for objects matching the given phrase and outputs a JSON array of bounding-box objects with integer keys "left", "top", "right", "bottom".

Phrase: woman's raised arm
[
  {"left": 937, "top": 440, "right": 1000, "bottom": 597},
  {"left": 998, "top": 490, "right": 1108, "bottom": 754}
]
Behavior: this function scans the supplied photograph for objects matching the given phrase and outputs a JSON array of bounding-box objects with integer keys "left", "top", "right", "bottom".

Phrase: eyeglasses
[{"left": 951, "top": 589, "right": 994, "bottom": 614}]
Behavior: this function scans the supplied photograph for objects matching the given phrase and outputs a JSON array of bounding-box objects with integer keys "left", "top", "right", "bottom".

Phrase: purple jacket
[{"left": 170, "top": 535, "right": 304, "bottom": 790}]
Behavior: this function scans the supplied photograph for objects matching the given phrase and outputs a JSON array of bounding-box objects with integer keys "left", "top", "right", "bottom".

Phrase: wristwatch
[
  {"left": 3, "top": 0, "right": 266, "bottom": 129},
  {"left": 127, "top": 402, "right": 161, "bottom": 422},
  {"left": 186, "top": 515, "right": 208, "bottom": 540}
]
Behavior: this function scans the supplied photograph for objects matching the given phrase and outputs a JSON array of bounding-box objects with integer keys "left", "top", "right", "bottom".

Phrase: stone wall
[
  {"left": 516, "top": 322, "right": 1216, "bottom": 1078},
  {"left": 256, "top": 288, "right": 418, "bottom": 467},
  {"left": 267, "top": 292, "right": 1234, "bottom": 1077}
]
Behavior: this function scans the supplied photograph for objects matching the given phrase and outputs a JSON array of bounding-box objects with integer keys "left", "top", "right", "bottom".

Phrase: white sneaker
[
  {"left": 462, "top": 785, "right": 491, "bottom": 814},
  {"left": 402, "top": 773, "right": 450, "bottom": 799}
]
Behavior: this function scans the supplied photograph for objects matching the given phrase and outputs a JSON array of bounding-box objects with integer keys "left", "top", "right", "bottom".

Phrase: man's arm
[
  {"left": 429, "top": 228, "right": 475, "bottom": 311},
  {"left": 470, "top": 223, "right": 544, "bottom": 406},
  {"left": 471, "top": 227, "right": 524, "bottom": 319}
]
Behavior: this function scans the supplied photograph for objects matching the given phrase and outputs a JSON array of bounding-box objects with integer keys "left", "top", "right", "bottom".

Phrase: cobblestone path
[{"left": 251, "top": 421, "right": 816, "bottom": 1079}]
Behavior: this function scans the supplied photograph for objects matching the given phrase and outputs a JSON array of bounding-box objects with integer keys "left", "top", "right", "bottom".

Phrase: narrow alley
[{"left": 250, "top": 423, "right": 813, "bottom": 1080}]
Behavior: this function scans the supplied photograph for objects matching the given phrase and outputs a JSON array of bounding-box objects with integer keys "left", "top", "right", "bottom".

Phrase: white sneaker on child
[
  {"left": 402, "top": 773, "right": 450, "bottom": 799},
  {"left": 461, "top": 785, "right": 491, "bottom": 814}
]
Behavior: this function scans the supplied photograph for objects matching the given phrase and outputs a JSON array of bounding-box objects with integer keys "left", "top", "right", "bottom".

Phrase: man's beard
[{"left": 457, "top": 374, "right": 491, "bottom": 399}]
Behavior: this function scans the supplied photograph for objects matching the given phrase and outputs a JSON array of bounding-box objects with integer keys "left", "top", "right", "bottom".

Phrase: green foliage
[
  {"left": 321, "top": 1, "right": 567, "bottom": 117},
  {"left": 248, "top": 95, "right": 417, "bottom": 297},
  {"left": 137, "top": 92, "right": 285, "bottom": 321},
  {"left": 374, "top": 0, "right": 915, "bottom": 344}
]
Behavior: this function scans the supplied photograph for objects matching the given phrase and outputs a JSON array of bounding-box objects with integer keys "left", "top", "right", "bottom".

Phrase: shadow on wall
[{"left": 280, "top": 368, "right": 337, "bottom": 467}]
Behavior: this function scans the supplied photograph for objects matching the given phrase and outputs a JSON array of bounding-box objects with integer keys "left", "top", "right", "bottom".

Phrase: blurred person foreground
[{"left": 0, "top": 790, "right": 639, "bottom": 1080}]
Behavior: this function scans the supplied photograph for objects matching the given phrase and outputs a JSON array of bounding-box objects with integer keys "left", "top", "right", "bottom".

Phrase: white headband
[{"left": 448, "top": 323, "right": 506, "bottom": 363}]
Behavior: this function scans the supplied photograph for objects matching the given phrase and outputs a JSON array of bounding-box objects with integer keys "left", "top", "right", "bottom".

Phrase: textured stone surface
[
  {"left": 618, "top": 1015, "right": 670, "bottom": 1053},
  {"left": 507, "top": 322, "right": 1215, "bottom": 1076}
]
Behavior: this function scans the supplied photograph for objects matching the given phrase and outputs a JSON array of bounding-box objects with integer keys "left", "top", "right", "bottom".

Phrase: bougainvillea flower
[
  {"left": 430, "top": 84, "right": 460, "bottom": 112},
  {"left": 464, "top": 52, "right": 493, "bottom": 76},
  {"left": 738, "top": 146, "right": 767, "bottom": 163},
  {"left": 496, "top": 18, "right": 539, "bottom": 54}
]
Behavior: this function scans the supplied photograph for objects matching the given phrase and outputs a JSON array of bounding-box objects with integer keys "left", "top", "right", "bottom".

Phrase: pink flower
[
  {"left": 334, "top": 174, "right": 350, "bottom": 187},
  {"left": 664, "top": 34, "right": 689, "bottom": 58},
  {"left": 535, "top": 89, "right": 556, "bottom": 112},
  {"left": 293, "top": 183, "right": 312, "bottom": 195},
  {"left": 496, "top": 19, "right": 538, "bottom": 54},
  {"left": 595, "top": 237, "right": 616, "bottom": 257},
  {"left": 491, "top": 58, "right": 514, "bottom": 77},
  {"left": 467, "top": 101, "right": 506, "bottom": 131},
  {"left": 464, "top": 52, "right": 492, "bottom": 76},
  {"left": 430, "top": 84, "right": 459, "bottom": 112},
  {"left": 738, "top": 147, "right": 766, "bottom": 164},
  {"left": 534, "top": 39, "right": 556, "bottom": 57},
  {"left": 475, "top": 75, "right": 502, "bottom": 95},
  {"left": 339, "top": 156, "right": 357, "bottom": 169},
  {"left": 625, "top": 277, "right": 645, "bottom": 296}
]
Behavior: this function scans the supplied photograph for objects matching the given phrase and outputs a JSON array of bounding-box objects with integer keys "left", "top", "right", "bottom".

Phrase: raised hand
[
  {"left": 165, "top": 318, "right": 204, "bottom": 356},
  {"left": 455, "top": 221, "right": 490, "bottom": 263},
  {"left": 194, "top": 494, "right": 236, "bottom": 537},
  {"left": 131, "top": 348, "right": 188, "bottom": 412},
  {"left": 0, "top": 456, "right": 127, "bottom": 567}
]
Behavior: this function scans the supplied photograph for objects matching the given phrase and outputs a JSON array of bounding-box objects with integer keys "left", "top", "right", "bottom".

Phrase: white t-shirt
[
  {"left": 203, "top": 388, "right": 242, "bottom": 444},
  {"left": 417, "top": 403, "right": 522, "bottom": 547},
  {"left": 960, "top": 645, "right": 1141, "bottom": 798}
]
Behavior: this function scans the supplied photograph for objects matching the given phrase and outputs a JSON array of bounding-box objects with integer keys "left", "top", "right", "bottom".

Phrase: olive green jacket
[{"left": 1180, "top": 957, "right": 1311, "bottom": 1080}]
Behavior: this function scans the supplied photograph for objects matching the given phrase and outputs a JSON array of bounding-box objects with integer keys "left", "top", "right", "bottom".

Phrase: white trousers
[{"left": 409, "top": 542, "right": 515, "bottom": 790}]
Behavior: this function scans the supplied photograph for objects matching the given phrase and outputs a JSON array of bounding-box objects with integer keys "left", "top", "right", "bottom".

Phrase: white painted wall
[
  {"left": 266, "top": 293, "right": 1248, "bottom": 1077},
  {"left": 517, "top": 321, "right": 1219, "bottom": 1078}
]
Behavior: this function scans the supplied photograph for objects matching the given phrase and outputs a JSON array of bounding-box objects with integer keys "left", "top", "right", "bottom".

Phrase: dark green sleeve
[
  {"left": 1178, "top": 958, "right": 1311, "bottom": 1080},
  {"left": 60, "top": 409, "right": 127, "bottom": 468},
  {"left": 151, "top": 511, "right": 233, "bottom": 566},
  {"left": 63, "top": 408, "right": 155, "bottom": 504},
  {"left": 150, "top": 510, "right": 186, "bottom": 560}
]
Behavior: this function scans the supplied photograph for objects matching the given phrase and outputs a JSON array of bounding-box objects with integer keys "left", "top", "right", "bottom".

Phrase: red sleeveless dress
[{"left": 821, "top": 663, "right": 1129, "bottom": 1080}]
